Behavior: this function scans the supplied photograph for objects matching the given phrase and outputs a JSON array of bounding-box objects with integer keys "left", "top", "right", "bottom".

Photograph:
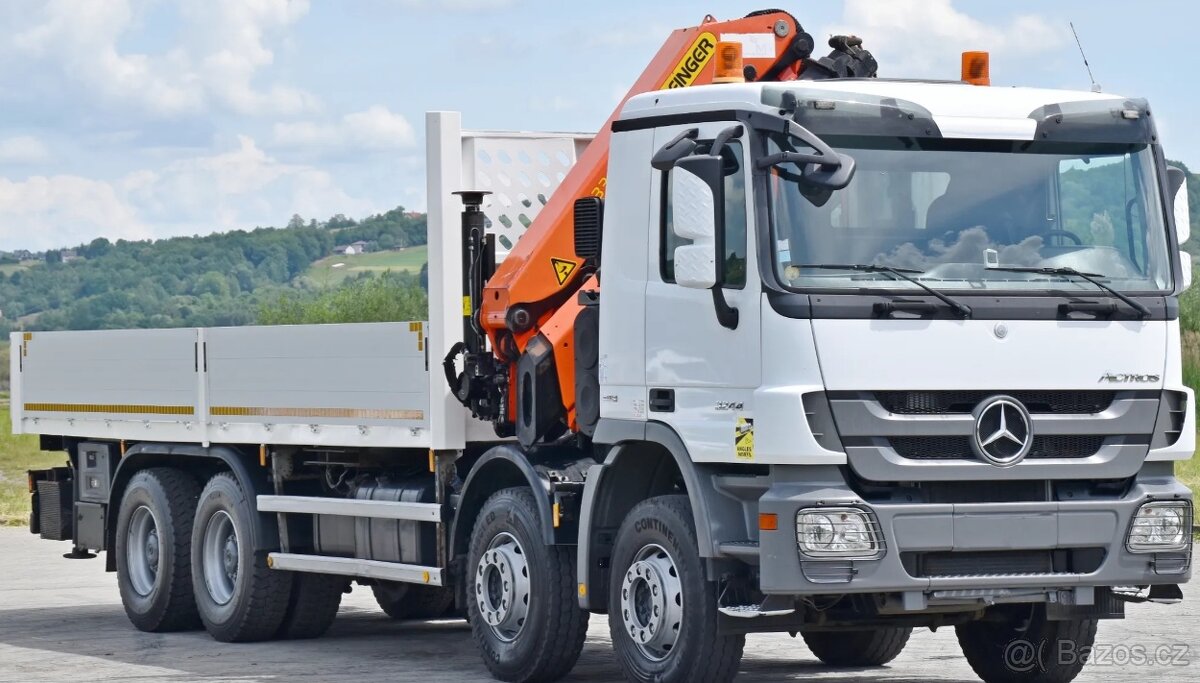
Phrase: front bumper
[{"left": 757, "top": 466, "right": 1192, "bottom": 603}]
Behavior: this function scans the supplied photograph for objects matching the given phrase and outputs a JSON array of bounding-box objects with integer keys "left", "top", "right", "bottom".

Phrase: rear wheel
[
  {"left": 607, "top": 495, "right": 744, "bottom": 683},
  {"left": 372, "top": 581, "right": 455, "bottom": 620},
  {"left": 802, "top": 627, "right": 912, "bottom": 667},
  {"left": 276, "top": 573, "right": 347, "bottom": 639},
  {"left": 467, "top": 487, "right": 588, "bottom": 683},
  {"left": 956, "top": 606, "right": 1098, "bottom": 683},
  {"left": 191, "top": 472, "right": 293, "bottom": 642},
  {"left": 114, "top": 468, "right": 202, "bottom": 632}
]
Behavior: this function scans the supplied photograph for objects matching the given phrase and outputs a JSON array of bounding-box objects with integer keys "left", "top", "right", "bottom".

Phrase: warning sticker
[
  {"left": 735, "top": 417, "right": 754, "bottom": 460},
  {"left": 551, "top": 257, "right": 578, "bottom": 286}
]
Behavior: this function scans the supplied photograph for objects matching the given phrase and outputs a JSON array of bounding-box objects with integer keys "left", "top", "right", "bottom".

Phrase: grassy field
[
  {"left": 304, "top": 245, "right": 427, "bottom": 286},
  {"left": 0, "top": 408, "right": 63, "bottom": 526},
  {"left": 0, "top": 259, "right": 38, "bottom": 277}
]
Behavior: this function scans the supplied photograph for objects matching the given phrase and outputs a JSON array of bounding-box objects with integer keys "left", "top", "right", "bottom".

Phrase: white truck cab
[{"left": 588, "top": 75, "right": 1192, "bottom": 632}]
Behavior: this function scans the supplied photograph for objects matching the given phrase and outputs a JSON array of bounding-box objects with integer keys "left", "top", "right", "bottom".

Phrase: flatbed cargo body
[{"left": 13, "top": 323, "right": 435, "bottom": 449}]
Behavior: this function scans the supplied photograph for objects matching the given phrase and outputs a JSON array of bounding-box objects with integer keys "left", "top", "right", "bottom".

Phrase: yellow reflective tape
[
  {"left": 428, "top": 449, "right": 436, "bottom": 473},
  {"left": 25, "top": 402, "right": 195, "bottom": 416},
  {"left": 210, "top": 406, "right": 424, "bottom": 420},
  {"left": 422, "top": 571, "right": 431, "bottom": 584},
  {"left": 553, "top": 502, "right": 561, "bottom": 528},
  {"left": 462, "top": 296, "right": 472, "bottom": 316},
  {"left": 259, "top": 444, "right": 268, "bottom": 468},
  {"left": 578, "top": 583, "right": 587, "bottom": 598}
]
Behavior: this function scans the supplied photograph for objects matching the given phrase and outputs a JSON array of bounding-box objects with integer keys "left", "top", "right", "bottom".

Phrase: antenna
[{"left": 1069, "top": 22, "right": 1101, "bottom": 93}]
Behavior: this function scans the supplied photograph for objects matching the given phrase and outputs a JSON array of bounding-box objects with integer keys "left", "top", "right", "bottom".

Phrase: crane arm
[{"left": 448, "top": 9, "right": 877, "bottom": 444}]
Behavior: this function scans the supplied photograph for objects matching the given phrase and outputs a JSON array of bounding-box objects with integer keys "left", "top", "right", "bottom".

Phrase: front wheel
[
  {"left": 607, "top": 495, "right": 745, "bottom": 683},
  {"left": 956, "top": 606, "right": 1098, "bottom": 683},
  {"left": 802, "top": 627, "right": 912, "bottom": 667},
  {"left": 467, "top": 487, "right": 588, "bottom": 683}
]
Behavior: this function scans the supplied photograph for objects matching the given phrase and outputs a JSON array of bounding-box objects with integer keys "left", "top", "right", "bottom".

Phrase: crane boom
[{"left": 447, "top": 9, "right": 877, "bottom": 444}]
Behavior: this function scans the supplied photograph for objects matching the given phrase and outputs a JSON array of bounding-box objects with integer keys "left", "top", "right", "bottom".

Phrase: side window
[{"left": 661, "top": 142, "right": 747, "bottom": 288}]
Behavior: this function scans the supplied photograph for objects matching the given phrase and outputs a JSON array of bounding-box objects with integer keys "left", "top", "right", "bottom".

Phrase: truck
[{"left": 15, "top": 8, "right": 1196, "bottom": 683}]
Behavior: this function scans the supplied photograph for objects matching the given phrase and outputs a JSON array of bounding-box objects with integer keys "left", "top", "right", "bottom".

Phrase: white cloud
[
  {"left": 10, "top": 0, "right": 316, "bottom": 118},
  {"left": 0, "top": 175, "right": 150, "bottom": 250},
  {"left": 0, "top": 135, "right": 374, "bottom": 251},
  {"left": 0, "top": 136, "right": 50, "bottom": 164},
  {"left": 273, "top": 106, "right": 416, "bottom": 151},
  {"left": 823, "top": 0, "right": 1064, "bottom": 78}
]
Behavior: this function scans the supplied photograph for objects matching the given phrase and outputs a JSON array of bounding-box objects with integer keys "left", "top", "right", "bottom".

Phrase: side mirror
[
  {"left": 1168, "top": 166, "right": 1190, "bottom": 244},
  {"left": 1181, "top": 254, "right": 1193, "bottom": 290},
  {"left": 670, "top": 155, "right": 725, "bottom": 290}
]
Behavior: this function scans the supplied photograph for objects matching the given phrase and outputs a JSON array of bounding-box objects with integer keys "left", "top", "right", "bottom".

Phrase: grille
[
  {"left": 875, "top": 391, "right": 1115, "bottom": 415},
  {"left": 902, "top": 549, "right": 1105, "bottom": 578},
  {"left": 890, "top": 435, "right": 1105, "bottom": 460}
]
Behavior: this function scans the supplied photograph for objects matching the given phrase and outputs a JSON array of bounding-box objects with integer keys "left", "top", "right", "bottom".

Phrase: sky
[{"left": 0, "top": 0, "right": 1196, "bottom": 252}]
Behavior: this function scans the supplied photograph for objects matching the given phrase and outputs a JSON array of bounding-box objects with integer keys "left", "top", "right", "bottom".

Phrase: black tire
[
  {"left": 190, "top": 472, "right": 294, "bottom": 642},
  {"left": 372, "top": 582, "right": 455, "bottom": 620},
  {"left": 276, "top": 573, "right": 347, "bottom": 639},
  {"left": 956, "top": 606, "right": 1098, "bottom": 683},
  {"left": 802, "top": 627, "right": 912, "bottom": 667},
  {"left": 607, "top": 495, "right": 745, "bottom": 683},
  {"left": 466, "top": 487, "right": 588, "bottom": 683},
  {"left": 114, "top": 468, "right": 202, "bottom": 632}
]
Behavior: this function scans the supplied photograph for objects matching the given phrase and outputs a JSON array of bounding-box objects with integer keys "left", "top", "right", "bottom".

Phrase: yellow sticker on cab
[
  {"left": 662, "top": 32, "right": 718, "bottom": 89},
  {"left": 735, "top": 416, "right": 754, "bottom": 460}
]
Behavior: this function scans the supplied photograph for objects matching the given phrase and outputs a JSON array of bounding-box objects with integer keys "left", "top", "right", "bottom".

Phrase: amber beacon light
[
  {"left": 713, "top": 41, "right": 745, "bottom": 83},
  {"left": 962, "top": 51, "right": 990, "bottom": 86}
]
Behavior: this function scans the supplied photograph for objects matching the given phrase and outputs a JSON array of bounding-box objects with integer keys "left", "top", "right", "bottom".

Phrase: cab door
[{"left": 644, "top": 122, "right": 762, "bottom": 463}]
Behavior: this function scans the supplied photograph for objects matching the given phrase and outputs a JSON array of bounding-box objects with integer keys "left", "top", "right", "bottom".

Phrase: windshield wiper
[
  {"left": 797, "top": 264, "right": 973, "bottom": 318},
  {"left": 985, "top": 266, "right": 1151, "bottom": 319}
]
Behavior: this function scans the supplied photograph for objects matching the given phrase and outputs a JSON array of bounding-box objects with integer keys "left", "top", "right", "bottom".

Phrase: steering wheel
[{"left": 1037, "top": 229, "right": 1083, "bottom": 246}]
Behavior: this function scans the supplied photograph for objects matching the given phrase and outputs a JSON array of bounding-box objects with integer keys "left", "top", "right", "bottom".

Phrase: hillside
[{"left": 0, "top": 207, "right": 427, "bottom": 335}]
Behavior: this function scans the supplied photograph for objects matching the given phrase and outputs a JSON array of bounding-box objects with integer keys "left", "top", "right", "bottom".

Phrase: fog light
[
  {"left": 1127, "top": 501, "right": 1192, "bottom": 553},
  {"left": 796, "top": 507, "right": 883, "bottom": 559}
]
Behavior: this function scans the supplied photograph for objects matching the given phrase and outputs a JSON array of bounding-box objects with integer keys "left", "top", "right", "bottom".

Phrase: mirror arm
[
  {"left": 709, "top": 124, "right": 744, "bottom": 157},
  {"left": 651, "top": 127, "right": 700, "bottom": 171},
  {"left": 711, "top": 288, "right": 739, "bottom": 330}
]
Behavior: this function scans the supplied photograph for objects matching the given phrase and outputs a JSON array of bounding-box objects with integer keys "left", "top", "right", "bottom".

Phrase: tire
[
  {"left": 114, "top": 468, "right": 202, "bottom": 632},
  {"left": 372, "top": 582, "right": 455, "bottom": 620},
  {"left": 607, "top": 495, "right": 745, "bottom": 683},
  {"left": 276, "top": 573, "right": 347, "bottom": 639},
  {"left": 956, "top": 606, "right": 1098, "bottom": 683},
  {"left": 802, "top": 627, "right": 912, "bottom": 667},
  {"left": 466, "top": 487, "right": 588, "bottom": 683},
  {"left": 190, "top": 472, "right": 294, "bottom": 642}
]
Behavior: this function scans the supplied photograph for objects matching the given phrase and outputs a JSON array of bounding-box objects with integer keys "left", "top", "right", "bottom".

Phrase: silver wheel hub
[
  {"left": 201, "top": 510, "right": 239, "bottom": 606},
  {"left": 621, "top": 544, "right": 683, "bottom": 661},
  {"left": 125, "top": 506, "right": 160, "bottom": 597},
  {"left": 474, "top": 532, "right": 531, "bottom": 642}
]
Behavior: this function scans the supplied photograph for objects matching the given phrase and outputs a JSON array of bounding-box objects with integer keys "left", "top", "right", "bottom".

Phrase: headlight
[
  {"left": 1127, "top": 501, "right": 1192, "bottom": 553},
  {"left": 796, "top": 507, "right": 883, "bottom": 559}
]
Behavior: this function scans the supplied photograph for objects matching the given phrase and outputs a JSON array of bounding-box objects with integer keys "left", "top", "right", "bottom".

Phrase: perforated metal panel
[{"left": 461, "top": 132, "right": 592, "bottom": 261}]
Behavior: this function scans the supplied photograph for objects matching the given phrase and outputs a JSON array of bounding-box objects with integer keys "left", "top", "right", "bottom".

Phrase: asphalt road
[{"left": 0, "top": 528, "right": 1196, "bottom": 683}]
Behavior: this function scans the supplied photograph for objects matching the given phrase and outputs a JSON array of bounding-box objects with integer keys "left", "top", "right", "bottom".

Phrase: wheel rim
[
  {"left": 621, "top": 543, "right": 684, "bottom": 662},
  {"left": 201, "top": 510, "right": 239, "bottom": 606},
  {"left": 474, "top": 531, "right": 531, "bottom": 642},
  {"left": 125, "top": 505, "right": 160, "bottom": 597}
]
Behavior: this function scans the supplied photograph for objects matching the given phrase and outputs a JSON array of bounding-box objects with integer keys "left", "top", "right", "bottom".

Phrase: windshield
[{"left": 769, "top": 135, "right": 1173, "bottom": 293}]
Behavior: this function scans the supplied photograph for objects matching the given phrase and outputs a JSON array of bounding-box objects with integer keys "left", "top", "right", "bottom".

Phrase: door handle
[{"left": 649, "top": 389, "right": 675, "bottom": 413}]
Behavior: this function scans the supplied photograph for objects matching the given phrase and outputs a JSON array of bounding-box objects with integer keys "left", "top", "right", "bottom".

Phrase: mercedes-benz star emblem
[{"left": 971, "top": 396, "right": 1033, "bottom": 467}]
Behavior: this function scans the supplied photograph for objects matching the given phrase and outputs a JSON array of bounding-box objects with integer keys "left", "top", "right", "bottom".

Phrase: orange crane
[{"left": 446, "top": 9, "right": 877, "bottom": 445}]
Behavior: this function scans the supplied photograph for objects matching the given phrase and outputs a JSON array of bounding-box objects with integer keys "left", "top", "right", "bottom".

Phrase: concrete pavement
[{"left": 0, "top": 528, "right": 1196, "bottom": 682}]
